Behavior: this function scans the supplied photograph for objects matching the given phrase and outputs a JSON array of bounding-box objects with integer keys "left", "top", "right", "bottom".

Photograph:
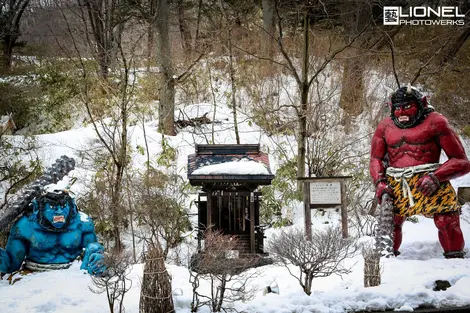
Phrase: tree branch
[{"left": 307, "top": 21, "right": 372, "bottom": 88}]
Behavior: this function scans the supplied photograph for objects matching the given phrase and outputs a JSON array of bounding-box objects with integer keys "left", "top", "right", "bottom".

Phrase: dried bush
[
  {"left": 89, "top": 252, "right": 133, "bottom": 313},
  {"left": 190, "top": 231, "right": 259, "bottom": 312},
  {"left": 268, "top": 226, "right": 358, "bottom": 295}
]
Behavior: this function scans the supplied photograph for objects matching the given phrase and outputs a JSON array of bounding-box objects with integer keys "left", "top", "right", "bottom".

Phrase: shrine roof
[{"left": 187, "top": 144, "right": 274, "bottom": 186}]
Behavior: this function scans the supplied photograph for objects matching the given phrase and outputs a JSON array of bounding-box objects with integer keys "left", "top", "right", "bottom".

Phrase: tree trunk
[
  {"left": 110, "top": 21, "right": 123, "bottom": 72},
  {"left": 296, "top": 14, "right": 309, "bottom": 191},
  {"left": 261, "top": 0, "right": 275, "bottom": 58},
  {"left": 139, "top": 244, "right": 174, "bottom": 313},
  {"left": 81, "top": 0, "right": 122, "bottom": 81},
  {"left": 147, "top": 25, "right": 155, "bottom": 70},
  {"left": 111, "top": 98, "right": 129, "bottom": 252},
  {"left": 146, "top": 0, "right": 157, "bottom": 70},
  {"left": 297, "top": 83, "right": 308, "bottom": 189},
  {"left": 209, "top": 67, "right": 217, "bottom": 143},
  {"left": 83, "top": 0, "right": 108, "bottom": 80},
  {"left": 156, "top": 0, "right": 175, "bottom": 136},
  {"left": 339, "top": 24, "right": 401, "bottom": 122},
  {"left": 213, "top": 277, "right": 227, "bottom": 312},
  {"left": 0, "top": 0, "right": 30, "bottom": 72},
  {"left": 339, "top": 58, "right": 364, "bottom": 118},
  {"left": 304, "top": 273, "right": 313, "bottom": 295},
  {"left": 337, "top": 1, "right": 369, "bottom": 120},
  {"left": 439, "top": 26, "right": 470, "bottom": 67},
  {"left": 1, "top": 35, "right": 14, "bottom": 72},
  {"left": 228, "top": 31, "right": 240, "bottom": 144},
  {"left": 193, "top": 0, "right": 203, "bottom": 51},
  {"left": 110, "top": 164, "right": 124, "bottom": 252},
  {"left": 176, "top": 0, "right": 192, "bottom": 55},
  {"left": 98, "top": 48, "right": 110, "bottom": 81}
]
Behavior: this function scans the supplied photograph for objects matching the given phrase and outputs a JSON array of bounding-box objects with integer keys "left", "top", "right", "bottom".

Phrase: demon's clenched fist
[{"left": 370, "top": 84, "right": 470, "bottom": 258}]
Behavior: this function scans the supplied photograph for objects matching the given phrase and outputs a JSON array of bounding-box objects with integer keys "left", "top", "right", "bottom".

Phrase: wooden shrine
[{"left": 188, "top": 144, "right": 274, "bottom": 261}]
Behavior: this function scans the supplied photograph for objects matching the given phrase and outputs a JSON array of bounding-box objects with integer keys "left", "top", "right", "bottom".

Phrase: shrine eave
[{"left": 188, "top": 174, "right": 274, "bottom": 186}]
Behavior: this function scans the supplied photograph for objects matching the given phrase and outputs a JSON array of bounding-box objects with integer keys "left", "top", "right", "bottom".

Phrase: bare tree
[
  {"left": 268, "top": 226, "right": 358, "bottom": 295},
  {"left": 82, "top": 83, "right": 131, "bottom": 252},
  {"left": 77, "top": 139, "right": 132, "bottom": 252},
  {"left": 336, "top": 0, "right": 378, "bottom": 118},
  {"left": 175, "top": 0, "right": 192, "bottom": 55},
  {"left": 155, "top": 0, "right": 175, "bottom": 136},
  {"left": 0, "top": 0, "right": 31, "bottom": 71},
  {"left": 119, "top": 100, "right": 189, "bottom": 313},
  {"left": 64, "top": 18, "right": 139, "bottom": 250},
  {"left": 131, "top": 165, "right": 191, "bottom": 258},
  {"left": 89, "top": 252, "right": 133, "bottom": 313},
  {"left": 131, "top": 167, "right": 189, "bottom": 312},
  {"left": 261, "top": 0, "right": 275, "bottom": 58},
  {"left": 190, "top": 231, "right": 259, "bottom": 312},
  {"left": 77, "top": 0, "right": 127, "bottom": 81},
  {"left": 269, "top": 3, "right": 370, "bottom": 190},
  {"left": 138, "top": 0, "right": 197, "bottom": 136},
  {"left": 216, "top": 0, "right": 242, "bottom": 144}
]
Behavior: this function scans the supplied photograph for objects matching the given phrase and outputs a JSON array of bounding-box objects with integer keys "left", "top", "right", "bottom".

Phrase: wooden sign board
[
  {"left": 299, "top": 176, "right": 352, "bottom": 239},
  {"left": 310, "top": 181, "right": 341, "bottom": 207}
]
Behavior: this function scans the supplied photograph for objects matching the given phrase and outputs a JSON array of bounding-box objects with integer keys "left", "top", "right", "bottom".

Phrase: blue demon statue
[{"left": 0, "top": 189, "right": 105, "bottom": 275}]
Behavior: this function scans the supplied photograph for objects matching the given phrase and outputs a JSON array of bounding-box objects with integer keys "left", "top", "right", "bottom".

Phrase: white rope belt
[
  {"left": 386, "top": 163, "right": 440, "bottom": 207},
  {"left": 25, "top": 260, "right": 73, "bottom": 272}
]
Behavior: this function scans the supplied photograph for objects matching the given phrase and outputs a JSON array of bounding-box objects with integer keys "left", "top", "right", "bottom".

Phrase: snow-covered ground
[
  {"left": 1, "top": 102, "right": 470, "bottom": 313},
  {"left": 1, "top": 208, "right": 470, "bottom": 313}
]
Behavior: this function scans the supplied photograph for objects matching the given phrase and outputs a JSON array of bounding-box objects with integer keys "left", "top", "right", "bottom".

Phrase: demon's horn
[{"left": 406, "top": 83, "right": 412, "bottom": 94}]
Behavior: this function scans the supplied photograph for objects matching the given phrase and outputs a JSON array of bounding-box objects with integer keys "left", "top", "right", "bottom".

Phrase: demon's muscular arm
[
  {"left": 370, "top": 121, "right": 392, "bottom": 203},
  {"left": 416, "top": 114, "right": 470, "bottom": 196},
  {"left": 430, "top": 114, "right": 470, "bottom": 182},
  {"left": 0, "top": 218, "right": 29, "bottom": 273},
  {"left": 80, "top": 214, "right": 105, "bottom": 275}
]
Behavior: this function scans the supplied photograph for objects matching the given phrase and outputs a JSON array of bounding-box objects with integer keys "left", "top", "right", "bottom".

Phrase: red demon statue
[{"left": 370, "top": 84, "right": 470, "bottom": 258}]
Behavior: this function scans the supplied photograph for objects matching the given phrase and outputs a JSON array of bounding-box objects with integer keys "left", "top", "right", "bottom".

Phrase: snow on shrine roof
[
  {"left": 192, "top": 159, "right": 270, "bottom": 175},
  {"left": 187, "top": 144, "right": 274, "bottom": 185}
]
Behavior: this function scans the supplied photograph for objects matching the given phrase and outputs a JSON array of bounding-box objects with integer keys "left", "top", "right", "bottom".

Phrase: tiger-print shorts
[{"left": 387, "top": 172, "right": 460, "bottom": 217}]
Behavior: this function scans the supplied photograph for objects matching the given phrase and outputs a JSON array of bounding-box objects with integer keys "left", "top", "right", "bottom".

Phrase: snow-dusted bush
[{"left": 268, "top": 226, "right": 358, "bottom": 295}]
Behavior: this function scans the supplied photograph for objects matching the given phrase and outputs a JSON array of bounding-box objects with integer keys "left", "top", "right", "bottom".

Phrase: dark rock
[{"left": 433, "top": 280, "right": 451, "bottom": 291}]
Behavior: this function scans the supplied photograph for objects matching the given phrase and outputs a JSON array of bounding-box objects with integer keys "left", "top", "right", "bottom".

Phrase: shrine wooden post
[
  {"left": 299, "top": 176, "right": 352, "bottom": 240},
  {"left": 250, "top": 192, "right": 255, "bottom": 253},
  {"left": 207, "top": 188, "right": 212, "bottom": 231}
]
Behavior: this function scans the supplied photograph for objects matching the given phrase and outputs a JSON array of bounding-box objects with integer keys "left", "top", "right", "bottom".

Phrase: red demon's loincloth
[{"left": 386, "top": 164, "right": 460, "bottom": 217}]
